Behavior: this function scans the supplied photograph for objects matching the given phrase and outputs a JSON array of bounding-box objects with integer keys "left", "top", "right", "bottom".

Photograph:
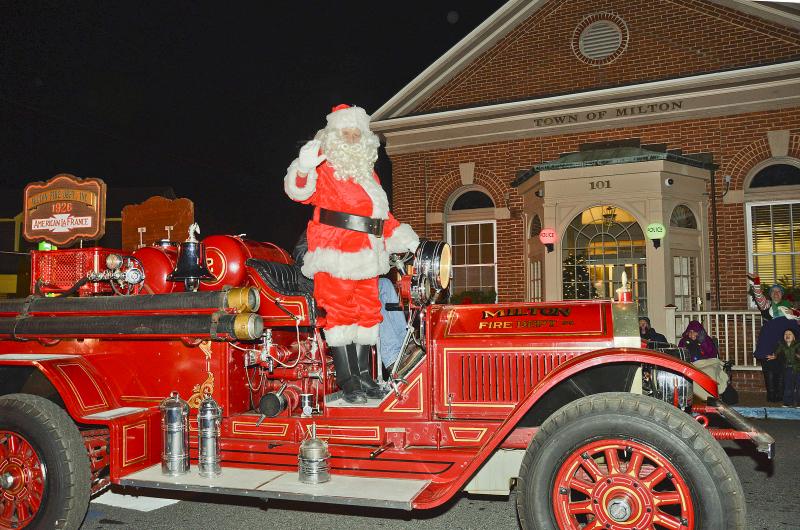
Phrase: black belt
[{"left": 318, "top": 208, "right": 384, "bottom": 237}]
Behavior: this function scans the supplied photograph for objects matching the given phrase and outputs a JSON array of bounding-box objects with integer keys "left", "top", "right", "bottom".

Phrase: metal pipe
[
  {"left": 709, "top": 165, "right": 722, "bottom": 310},
  {"left": 0, "top": 287, "right": 259, "bottom": 317},
  {"left": 0, "top": 313, "right": 263, "bottom": 341}
]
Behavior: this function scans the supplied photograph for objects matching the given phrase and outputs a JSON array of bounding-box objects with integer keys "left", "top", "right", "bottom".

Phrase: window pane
[
  {"left": 480, "top": 243, "right": 494, "bottom": 264},
  {"left": 466, "top": 267, "right": 480, "bottom": 289},
  {"left": 452, "top": 269, "right": 466, "bottom": 291},
  {"left": 481, "top": 266, "right": 495, "bottom": 290},
  {"left": 451, "top": 224, "right": 465, "bottom": 244},
  {"left": 453, "top": 245, "right": 465, "bottom": 266},
  {"left": 466, "top": 224, "right": 479, "bottom": 244},
  {"left": 467, "top": 244, "right": 479, "bottom": 265},
  {"left": 480, "top": 223, "right": 493, "bottom": 241},
  {"left": 775, "top": 254, "right": 792, "bottom": 283}
]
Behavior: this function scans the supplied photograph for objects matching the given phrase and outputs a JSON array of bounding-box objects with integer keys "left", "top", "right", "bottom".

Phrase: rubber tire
[
  {"left": 0, "top": 393, "right": 91, "bottom": 530},
  {"left": 515, "top": 392, "right": 746, "bottom": 530}
]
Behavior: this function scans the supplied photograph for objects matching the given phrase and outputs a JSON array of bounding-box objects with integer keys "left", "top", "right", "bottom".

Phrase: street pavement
[{"left": 83, "top": 418, "right": 800, "bottom": 529}]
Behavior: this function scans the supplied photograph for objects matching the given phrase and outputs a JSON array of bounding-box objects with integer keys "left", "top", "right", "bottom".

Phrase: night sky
[{"left": 1, "top": 2, "right": 506, "bottom": 249}]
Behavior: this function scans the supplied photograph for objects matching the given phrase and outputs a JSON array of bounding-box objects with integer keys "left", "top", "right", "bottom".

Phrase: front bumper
[{"left": 693, "top": 399, "right": 775, "bottom": 459}]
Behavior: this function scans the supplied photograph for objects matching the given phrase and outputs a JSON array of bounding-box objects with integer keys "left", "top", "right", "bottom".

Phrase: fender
[
  {"left": 0, "top": 356, "right": 119, "bottom": 423},
  {"left": 414, "top": 347, "right": 717, "bottom": 510}
]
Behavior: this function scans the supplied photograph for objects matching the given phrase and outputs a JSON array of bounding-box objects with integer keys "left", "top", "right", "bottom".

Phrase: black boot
[
  {"left": 330, "top": 345, "right": 366, "bottom": 404},
  {"left": 354, "top": 344, "right": 389, "bottom": 399}
]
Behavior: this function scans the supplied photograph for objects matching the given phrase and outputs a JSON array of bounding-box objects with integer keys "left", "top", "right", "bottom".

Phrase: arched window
[
  {"left": 529, "top": 214, "right": 542, "bottom": 238},
  {"left": 562, "top": 205, "right": 647, "bottom": 313},
  {"left": 670, "top": 205, "right": 697, "bottom": 229},
  {"left": 451, "top": 190, "right": 494, "bottom": 210},
  {"left": 446, "top": 187, "right": 496, "bottom": 303},
  {"left": 750, "top": 164, "right": 800, "bottom": 188}
]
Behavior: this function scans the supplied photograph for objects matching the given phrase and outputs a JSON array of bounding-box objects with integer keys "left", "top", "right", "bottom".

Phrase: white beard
[{"left": 316, "top": 127, "right": 380, "bottom": 185}]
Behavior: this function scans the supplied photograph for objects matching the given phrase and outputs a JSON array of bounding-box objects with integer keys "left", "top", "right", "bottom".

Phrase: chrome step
[{"left": 118, "top": 464, "right": 429, "bottom": 510}]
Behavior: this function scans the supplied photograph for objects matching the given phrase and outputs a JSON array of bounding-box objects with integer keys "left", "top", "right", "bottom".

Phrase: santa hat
[{"left": 326, "top": 104, "right": 371, "bottom": 132}]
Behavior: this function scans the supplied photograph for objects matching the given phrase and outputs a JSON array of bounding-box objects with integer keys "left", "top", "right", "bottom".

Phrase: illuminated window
[
  {"left": 747, "top": 201, "right": 800, "bottom": 288},
  {"left": 562, "top": 205, "right": 647, "bottom": 314}
]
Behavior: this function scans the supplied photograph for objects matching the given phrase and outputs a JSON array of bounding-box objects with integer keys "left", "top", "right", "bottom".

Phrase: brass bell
[{"left": 167, "top": 223, "right": 215, "bottom": 291}]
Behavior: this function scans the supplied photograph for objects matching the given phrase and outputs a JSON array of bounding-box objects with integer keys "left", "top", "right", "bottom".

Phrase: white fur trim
[
  {"left": 326, "top": 106, "right": 371, "bottom": 132},
  {"left": 357, "top": 175, "right": 389, "bottom": 219},
  {"left": 324, "top": 324, "right": 357, "bottom": 347},
  {"left": 284, "top": 159, "right": 318, "bottom": 202},
  {"left": 356, "top": 324, "right": 379, "bottom": 345},
  {"left": 385, "top": 223, "right": 419, "bottom": 254},
  {"left": 301, "top": 237, "right": 390, "bottom": 280}
]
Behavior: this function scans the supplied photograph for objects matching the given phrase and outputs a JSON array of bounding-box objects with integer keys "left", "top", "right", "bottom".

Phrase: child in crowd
[{"left": 775, "top": 328, "right": 800, "bottom": 407}]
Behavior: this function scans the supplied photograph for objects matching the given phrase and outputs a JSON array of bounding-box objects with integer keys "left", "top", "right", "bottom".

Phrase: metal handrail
[{"left": 673, "top": 310, "right": 763, "bottom": 368}]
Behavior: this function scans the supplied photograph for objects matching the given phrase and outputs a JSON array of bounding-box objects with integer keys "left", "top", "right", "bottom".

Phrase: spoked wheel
[
  {"left": 0, "top": 394, "right": 90, "bottom": 529},
  {"left": 0, "top": 431, "right": 46, "bottom": 527},
  {"left": 552, "top": 438, "right": 694, "bottom": 529},
  {"left": 516, "top": 392, "right": 746, "bottom": 530}
]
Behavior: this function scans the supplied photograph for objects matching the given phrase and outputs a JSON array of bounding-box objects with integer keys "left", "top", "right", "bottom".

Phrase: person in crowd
[
  {"left": 747, "top": 274, "right": 796, "bottom": 319},
  {"left": 638, "top": 316, "right": 669, "bottom": 349},
  {"left": 748, "top": 273, "right": 800, "bottom": 402},
  {"left": 775, "top": 328, "right": 800, "bottom": 407},
  {"left": 678, "top": 321, "right": 718, "bottom": 362}
]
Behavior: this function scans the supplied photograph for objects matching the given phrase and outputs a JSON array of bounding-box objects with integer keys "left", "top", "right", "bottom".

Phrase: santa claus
[{"left": 284, "top": 104, "right": 419, "bottom": 403}]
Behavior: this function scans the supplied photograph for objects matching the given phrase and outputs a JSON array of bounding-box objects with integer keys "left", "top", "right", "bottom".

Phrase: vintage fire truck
[{"left": 0, "top": 230, "right": 773, "bottom": 530}]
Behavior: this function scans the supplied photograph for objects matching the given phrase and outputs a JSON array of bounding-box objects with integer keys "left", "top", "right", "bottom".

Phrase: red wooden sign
[{"left": 23, "top": 174, "right": 107, "bottom": 246}]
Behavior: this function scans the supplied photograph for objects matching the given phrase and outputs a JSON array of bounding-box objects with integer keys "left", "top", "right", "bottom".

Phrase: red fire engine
[{"left": 0, "top": 232, "right": 773, "bottom": 529}]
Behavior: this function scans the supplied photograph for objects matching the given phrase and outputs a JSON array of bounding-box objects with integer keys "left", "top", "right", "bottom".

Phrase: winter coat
[
  {"left": 775, "top": 340, "right": 800, "bottom": 371},
  {"left": 284, "top": 159, "right": 418, "bottom": 281},
  {"left": 641, "top": 327, "right": 669, "bottom": 348},
  {"left": 753, "top": 318, "right": 800, "bottom": 359},
  {"left": 678, "top": 321, "right": 717, "bottom": 362}
]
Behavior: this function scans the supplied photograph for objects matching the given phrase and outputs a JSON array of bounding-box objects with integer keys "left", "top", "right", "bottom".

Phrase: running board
[{"left": 118, "top": 464, "right": 429, "bottom": 510}]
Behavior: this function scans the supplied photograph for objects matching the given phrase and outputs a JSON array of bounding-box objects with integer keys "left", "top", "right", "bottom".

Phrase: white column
[{"left": 543, "top": 200, "right": 560, "bottom": 301}]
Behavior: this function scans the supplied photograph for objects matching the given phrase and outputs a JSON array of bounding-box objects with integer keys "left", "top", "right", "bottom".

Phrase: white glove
[{"left": 297, "top": 140, "right": 326, "bottom": 174}]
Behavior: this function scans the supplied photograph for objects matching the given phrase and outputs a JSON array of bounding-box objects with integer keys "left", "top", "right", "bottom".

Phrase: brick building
[{"left": 372, "top": 0, "right": 800, "bottom": 390}]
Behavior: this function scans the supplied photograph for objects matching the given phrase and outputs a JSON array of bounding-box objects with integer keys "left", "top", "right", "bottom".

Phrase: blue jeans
[{"left": 784, "top": 368, "right": 800, "bottom": 406}]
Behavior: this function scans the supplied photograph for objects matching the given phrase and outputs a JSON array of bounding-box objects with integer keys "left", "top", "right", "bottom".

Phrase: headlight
[{"left": 410, "top": 240, "right": 451, "bottom": 304}]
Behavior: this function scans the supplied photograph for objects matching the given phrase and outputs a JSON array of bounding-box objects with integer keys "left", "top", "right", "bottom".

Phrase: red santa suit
[{"left": 284, "top": 124, "right": 418, "bottom": 347}]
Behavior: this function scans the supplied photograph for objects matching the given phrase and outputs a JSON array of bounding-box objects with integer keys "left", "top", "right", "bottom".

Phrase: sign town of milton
[{"left": 23, "top": 174, "right": 107, "bottom": 246}]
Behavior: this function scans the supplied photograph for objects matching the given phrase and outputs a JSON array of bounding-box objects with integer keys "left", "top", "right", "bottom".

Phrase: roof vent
[{"left": 572, "top": 13, "right": 629, "bottom": 65}]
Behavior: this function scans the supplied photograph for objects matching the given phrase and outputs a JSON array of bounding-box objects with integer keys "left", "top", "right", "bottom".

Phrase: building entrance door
[{"left": 562, "top": 205, "right": 648, "bottom": 314}]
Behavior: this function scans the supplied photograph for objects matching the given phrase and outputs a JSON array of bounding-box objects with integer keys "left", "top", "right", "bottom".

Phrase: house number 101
[{"left": 590, "top": 180, "right": 611, "bottom": 190}]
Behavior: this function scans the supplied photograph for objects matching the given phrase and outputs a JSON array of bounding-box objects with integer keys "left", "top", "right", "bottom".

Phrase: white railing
[{"left": 666, "top": 309, "right": 763, "bottom": 369}]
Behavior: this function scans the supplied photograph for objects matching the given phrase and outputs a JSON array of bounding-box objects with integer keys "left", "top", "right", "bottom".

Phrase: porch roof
[{"left": 512, "top": 141, "right": 714, "bottom": 187}]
